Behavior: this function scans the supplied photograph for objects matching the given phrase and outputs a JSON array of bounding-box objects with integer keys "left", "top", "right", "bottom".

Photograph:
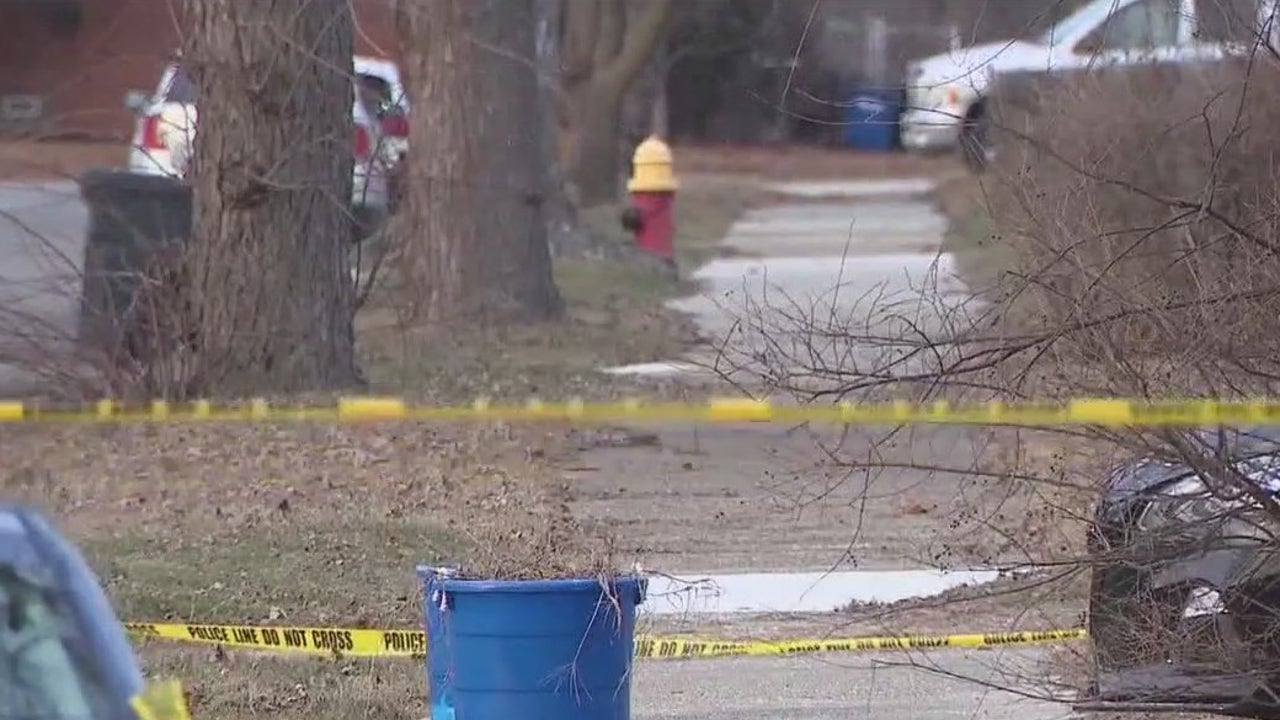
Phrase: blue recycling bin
[
  {"left": 418, "top": 566, "right": 648, "bottom": 720},
  {"left": 843, "top": 88, "right": 903, "bottom": 152}
]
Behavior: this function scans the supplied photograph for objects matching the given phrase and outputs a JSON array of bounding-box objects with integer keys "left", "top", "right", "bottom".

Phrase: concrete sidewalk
[
  {"left": 608, "top": 178, "right": 980, "bottom": 382},
  {"left": 603, "top": 178, "right": 1071, "bottom": 718}
]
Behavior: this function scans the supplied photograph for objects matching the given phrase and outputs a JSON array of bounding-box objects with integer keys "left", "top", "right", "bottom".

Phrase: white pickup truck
[{"left": 899, "top": 0, "right": 1277, "bottom": 169}]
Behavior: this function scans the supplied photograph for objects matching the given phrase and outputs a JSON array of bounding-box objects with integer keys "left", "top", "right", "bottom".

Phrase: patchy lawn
[
  {"left": 0, "top": 170, "right": 758, "bottom": 720},
  {"left": 4, "top": 419, "right": 605, "bottom": 720},
  {"left": 357, "top": 174, "right": 755, "bottom": 401}
]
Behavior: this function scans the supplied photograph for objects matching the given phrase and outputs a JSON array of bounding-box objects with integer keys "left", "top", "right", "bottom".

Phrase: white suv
[{"left": 124, "top": 55, "right": 408, "bottom": 223}]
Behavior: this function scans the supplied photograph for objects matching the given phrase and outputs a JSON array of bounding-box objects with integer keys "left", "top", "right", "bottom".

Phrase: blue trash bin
[
  {"left": 418, "top": 566, "right": 648, "bottom": 720},
  {"left": 843, "top": 88, "right": 903, "bottom": 152}
]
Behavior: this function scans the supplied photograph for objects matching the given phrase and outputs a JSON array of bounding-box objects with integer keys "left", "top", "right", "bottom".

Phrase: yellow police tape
[
  {"left": 130, "top": 679, "right": 192, "bottom": 720},
  {"left": 3, "top": 396, "right": 1280, "bottom": 427},
  {"left": 123, "top": 621, "right": 1086, "bottom": 660}
]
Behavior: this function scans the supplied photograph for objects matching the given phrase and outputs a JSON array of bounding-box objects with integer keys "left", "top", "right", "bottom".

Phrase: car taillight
[
  {"left": 380, "top": 115, "right": 409, "bottom": 138},
  {"left": 354, "top": 124, "right": 372, "bottom": 161},
  {"left": 140, "top": 115, "right": 166, "bottom": 151}
]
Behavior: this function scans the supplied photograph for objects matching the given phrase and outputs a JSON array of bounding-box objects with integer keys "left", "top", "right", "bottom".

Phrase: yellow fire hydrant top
[{"left": 627, "top": 135, "right": 679, "bottom": 193}]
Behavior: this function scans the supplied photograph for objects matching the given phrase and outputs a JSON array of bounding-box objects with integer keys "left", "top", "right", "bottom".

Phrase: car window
[
  {"left": 162, "top": 67, "right": 197, "bottom": 104},
  {"left": 1078, "top": 0, "right": 1183, "bottom": 51},
  {"left": 1194, "top": 0, "right": 1264, "bottom": 42}
]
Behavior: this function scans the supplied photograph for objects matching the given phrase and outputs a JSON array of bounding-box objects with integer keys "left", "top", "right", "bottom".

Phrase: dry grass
[
  {"left": 3, "top": 418, "right": 615, "bottom": 719},
  {"left": 142, "top": 649, "right": 423, "bottom": 720},
  {"left": 984, "top": 59, "right": 1280, "bottom": 395},
  {"left": 927, "top": 57, "right": 1280, "bottom": 711},
  {"left": 4, "top": 422, "right": 614, "bottom": 616},
  {"left": 0, "top": 160, "right": 760, "bottom": 719},
  {"left": 355, "top": 174, "right": 754, "bottom": 402}
]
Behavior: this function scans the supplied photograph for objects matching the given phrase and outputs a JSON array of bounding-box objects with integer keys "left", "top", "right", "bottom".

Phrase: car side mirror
[{"left": 123, "top": 90, "right": 149, "bottom": 113}]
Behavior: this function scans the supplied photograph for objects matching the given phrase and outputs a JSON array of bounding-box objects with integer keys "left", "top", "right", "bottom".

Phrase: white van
[{"left": 899, "top": 0, "right": 1277, "bottom": 168}]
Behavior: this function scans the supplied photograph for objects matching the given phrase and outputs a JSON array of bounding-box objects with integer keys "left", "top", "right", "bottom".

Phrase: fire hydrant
[{"left": 620, "top": 135, "right": 678, "bottom": 275}]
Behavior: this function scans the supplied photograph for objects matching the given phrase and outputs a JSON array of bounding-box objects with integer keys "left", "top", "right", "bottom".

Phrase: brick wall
[{"left": 0, "top": 0, "right": 399, "bottom": 139}]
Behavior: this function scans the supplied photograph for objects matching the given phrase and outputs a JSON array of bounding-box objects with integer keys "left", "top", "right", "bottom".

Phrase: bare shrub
[
  {"left": 88, "top": 241, "right": 199, "bottom": 398},
  {"left": 690, "top": 40, "right": 1280, "bottom": 708},
  {"left": 988, "top": 57, "right": 1280, "bottom": 399},
  {"left": 976, "top": 49, "right": 1280, "bottom": 706}
]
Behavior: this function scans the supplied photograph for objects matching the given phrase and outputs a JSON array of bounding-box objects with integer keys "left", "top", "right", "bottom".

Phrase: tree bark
[
  {"left": 534, "top": 0, "right": 592, "bottom": 258},
  {"left": 560, "top": 0, "right": 675, "bottom": 208},
  {"left": 183, "top": 0, "right": 361, "bottom": 395},
  {"left": 478, "top": 0, "right": 563, "bottom": 318},
  {"left": 396, "top": 0, "right": 561, "bottom": 323},
  {"left": 566, "top": 81, "right": 627, "bottom": 206},
  {"left": 393, "top": 1, "right": 481, "bottom": 323}
]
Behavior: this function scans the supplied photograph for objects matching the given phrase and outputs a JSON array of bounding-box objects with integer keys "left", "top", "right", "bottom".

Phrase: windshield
[
  {"left": 1037, "top": 0, "right": 1120, "bottom": 45},
  {"left": 0, "top": 568, "right": 112, "bottom": 720}
]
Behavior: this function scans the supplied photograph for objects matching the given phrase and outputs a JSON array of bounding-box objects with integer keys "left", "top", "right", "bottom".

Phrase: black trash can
[{"left": 77, "top": 169, "right": 192, "bottom": 355}]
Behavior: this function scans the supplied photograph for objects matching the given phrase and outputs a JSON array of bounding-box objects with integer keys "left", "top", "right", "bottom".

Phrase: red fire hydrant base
[{"left": 630, "top": 191, "right": 675, "bottom": 261}]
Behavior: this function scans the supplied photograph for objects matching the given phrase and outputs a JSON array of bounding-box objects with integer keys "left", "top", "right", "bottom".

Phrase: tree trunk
[
  {"left": 396, "top": 0, "right": 561, "bottom": 323},
  {"left": 479, "top": 0, "right": 563, "bottom": 318},
  {"left": 559, "top": 0, "right": 674, "bottom": 208},
  {"left": 567, "top": 81, "right": 626, "bottom": 207},
  {"left": 183, "top": 0, "right": 361, "bottom": 395},
  {"left": 394, "top": 1, "right": 481, "bottom": 324},
  {"left": 535, "top": 0, "right": 593, "bottom": 258}
]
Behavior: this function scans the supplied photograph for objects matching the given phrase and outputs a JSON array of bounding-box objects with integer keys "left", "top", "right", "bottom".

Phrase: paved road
[
  {"left": 0, "top": 181, "right": 87, "bottom": 392},
  {"left": 634, "top": 647, "right": 1077, "bottom": 719}
]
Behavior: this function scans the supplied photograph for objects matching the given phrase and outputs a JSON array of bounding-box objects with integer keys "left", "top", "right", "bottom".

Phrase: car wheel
[{"left": 959, "top": 106, "right": 991, "bottom": 174}]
